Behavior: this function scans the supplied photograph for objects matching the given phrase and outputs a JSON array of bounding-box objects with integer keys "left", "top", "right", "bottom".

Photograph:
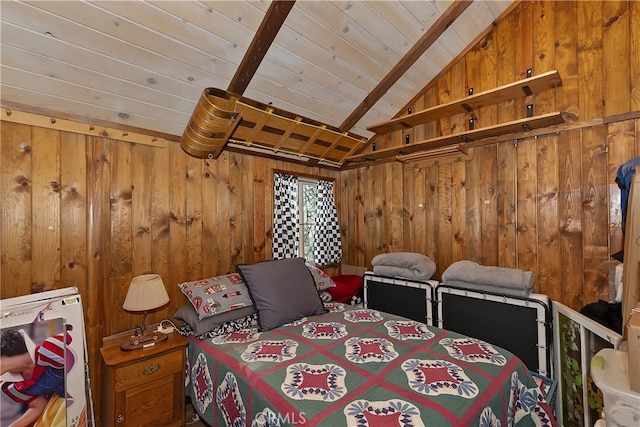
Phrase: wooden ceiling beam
[
  {"left": 339, "top": 0, "right": 473, "bottom": 133},
  {"left": 227, "top": 0, "right": 296, "bottom": 95}
]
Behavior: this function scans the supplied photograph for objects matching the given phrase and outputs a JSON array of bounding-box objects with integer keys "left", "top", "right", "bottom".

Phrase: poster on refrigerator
[{"left": 0, "top": 287, "right": 93, "bottom": 427}]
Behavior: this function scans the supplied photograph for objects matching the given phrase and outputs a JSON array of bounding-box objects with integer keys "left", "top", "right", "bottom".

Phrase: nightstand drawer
[{"left": 114, "top": 351, "right": 183, "bottom": 392}]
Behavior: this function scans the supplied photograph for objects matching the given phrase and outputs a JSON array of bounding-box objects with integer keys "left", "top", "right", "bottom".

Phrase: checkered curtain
[
  {"left": 272, "top": 173, "right": 299, "bottom": 259},
  {"left": 314, "top": 180, "right": 342, "bottom": 265}
]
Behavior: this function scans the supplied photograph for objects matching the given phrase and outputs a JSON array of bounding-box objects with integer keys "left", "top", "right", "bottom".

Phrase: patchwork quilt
[{"left": 185, "top": 305, "right": 556, "bottom": 426}]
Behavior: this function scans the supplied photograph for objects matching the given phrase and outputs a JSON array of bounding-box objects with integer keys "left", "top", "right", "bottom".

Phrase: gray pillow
[
  {"left": 173, "top": 303, "right": 257, "bottom": 336},
  {"left": 236, "top": 257, "right": 326, "bottom": 331}
]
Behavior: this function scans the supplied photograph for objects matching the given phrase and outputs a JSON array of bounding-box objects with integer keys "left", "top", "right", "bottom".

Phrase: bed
[{"left": 176, "top": 258, "right": 556, "bottom": 426}]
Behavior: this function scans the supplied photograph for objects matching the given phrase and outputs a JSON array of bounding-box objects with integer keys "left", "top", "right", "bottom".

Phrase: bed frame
[
  {"left": 436, "top": 284, "right": 552, "bottom": 377},
  {"left": 362, "top": 272, "right": 438, "bottom": 326},
  {"left": 363, "top": 273, "right": 552, "bottom": 376}
]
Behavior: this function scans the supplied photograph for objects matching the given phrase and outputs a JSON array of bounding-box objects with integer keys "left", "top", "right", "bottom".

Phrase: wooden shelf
[
  {"left": 397, "top": 144, "right": 473, "bottom": 168},
  {"left": 367, "top": 70, "right": 562, "bottom": 135},
  {"left": 347, "top": 112, "right": 565, "bottom": 163}
]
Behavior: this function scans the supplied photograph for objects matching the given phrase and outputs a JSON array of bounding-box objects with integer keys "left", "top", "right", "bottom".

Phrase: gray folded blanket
[
  {"left": 442, "top": 260, "right": 534, "bottom": 297},
  {"left": 371, "top": 252, "right": 436, "bottom": 281},
  {"left": 372, "top": 265, "right": 430, "bottom": 281},
  {"left": 442, "top": 279, "right": 532, "bottom": 298}
]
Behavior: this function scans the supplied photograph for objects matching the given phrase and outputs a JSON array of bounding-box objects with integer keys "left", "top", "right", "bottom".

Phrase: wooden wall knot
[
  {"left": 31, "top": 282, "right": 46, "bottom": 293},
  {"left": 605, "top": 15, "right": 619, "bottom": 27},
  {"left": 10, "top": 176, "right": 30, "bottom": 194},
  {"left": 19, "top": 142, "right": 31, "bottom": 153}
]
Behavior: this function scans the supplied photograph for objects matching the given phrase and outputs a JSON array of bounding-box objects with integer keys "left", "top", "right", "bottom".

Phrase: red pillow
[{"left": 326, "top": 275, "right": 363, "bottom": 303}]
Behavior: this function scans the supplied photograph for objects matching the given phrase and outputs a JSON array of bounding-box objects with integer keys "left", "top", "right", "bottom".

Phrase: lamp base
[{"left": 120, "top": 329, "right": 169, "bottom": 351}]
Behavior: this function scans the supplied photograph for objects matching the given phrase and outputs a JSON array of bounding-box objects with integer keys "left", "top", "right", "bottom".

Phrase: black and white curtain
[
  {"left": 314, "top": 180, "right": 342, "bottom": 265},
  {"left": 272, "top": 173, "right": 299, "bottom": 259}
]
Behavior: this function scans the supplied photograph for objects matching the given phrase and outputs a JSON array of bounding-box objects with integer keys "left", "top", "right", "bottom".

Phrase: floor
[{"left": 185, "top": 401, "right": 208, "bottom": 427}]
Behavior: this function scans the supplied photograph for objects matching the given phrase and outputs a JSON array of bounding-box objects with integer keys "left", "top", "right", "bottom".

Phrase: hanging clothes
[{"left": 616, "top": 156, "right": 640, "bottom": 234}]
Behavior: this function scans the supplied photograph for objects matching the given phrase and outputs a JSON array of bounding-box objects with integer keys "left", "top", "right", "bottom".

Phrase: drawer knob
[
  {"left": 117, "top": 414, "right": 125, "bottom": 423},
  {"left": 142, "top": 363, "right": 160, "bottom": 375}
]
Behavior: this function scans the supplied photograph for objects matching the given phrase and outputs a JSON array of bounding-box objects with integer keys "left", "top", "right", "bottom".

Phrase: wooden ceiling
[{"left": 0, "top": 0, "right": 514, "bottom": 165}]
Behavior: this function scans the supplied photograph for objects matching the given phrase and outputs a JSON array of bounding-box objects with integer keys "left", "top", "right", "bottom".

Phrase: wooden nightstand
[{"left": 100, "top": 331, "right": 188, "bottom": 426}]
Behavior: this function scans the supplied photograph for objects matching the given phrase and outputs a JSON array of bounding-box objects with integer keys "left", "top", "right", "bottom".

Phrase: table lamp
[{"left": 120, "top": 274, "right": 170, "bottom": 351}]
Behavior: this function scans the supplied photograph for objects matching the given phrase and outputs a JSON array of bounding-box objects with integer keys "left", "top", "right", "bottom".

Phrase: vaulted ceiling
[{"left": 0, "top": 0, "right": 515, "bottom": 164}]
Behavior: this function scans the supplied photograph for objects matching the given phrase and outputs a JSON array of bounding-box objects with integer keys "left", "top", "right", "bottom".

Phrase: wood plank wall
[
  {"left": 340, "top": 0, "right": 640, "bottom": 307},
  {"left": 1, "top": 0, "right": 639, "bottom": 419},
  {"left": 0, "top": 127, "right": 337, "bottom": 418}
]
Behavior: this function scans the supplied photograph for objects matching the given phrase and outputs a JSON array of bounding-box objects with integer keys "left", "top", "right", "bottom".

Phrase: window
[
  {"left": 299, "top": 178, "right": 318, "bottom": 261},
  {"left": 273, "top": 173, "right": 342, "bottom": 265}
]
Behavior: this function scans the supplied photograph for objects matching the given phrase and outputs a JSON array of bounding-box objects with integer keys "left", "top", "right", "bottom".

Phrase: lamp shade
[{"left": 122, "top": 274, "right": 170, "bottom": 312}]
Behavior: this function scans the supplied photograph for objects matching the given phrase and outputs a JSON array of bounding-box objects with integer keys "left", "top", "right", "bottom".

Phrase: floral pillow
[
  {"left": 178, "top": 273, "right": 254, "bottom": 320},
  {"left": 305, "top": 262, "right": 337, "bottom": 291}
]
